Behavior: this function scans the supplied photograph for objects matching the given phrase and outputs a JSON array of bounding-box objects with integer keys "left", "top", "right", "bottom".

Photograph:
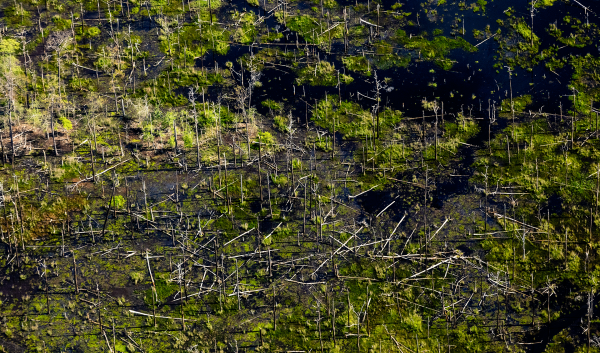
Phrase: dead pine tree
[
  {"left": 489, "top": 100, "right": 497, "bottom": 155},
  {"left": 303, "top": 179, "right": 308, "bottom": 235},
  {"left": 146, "top": 251, "right": 157, "bottom": 327},
  {"left": 72, "top": 251, "right": 79, "bottom": 293},
  {"left": 504, "top": 66, "right": 515, "bottom": 137},
  {"left": 423, "top": 168, "right": 430, "bottom": 257},
  {"left": 87, "top": 127, "right": 97, "bottom": 183},
  {"left": 258, "top": 134, "right": 264, "bottom": 205},
  {"left": 267, "top": 172, "right": 273, "bottom": 217},
  {"left": 316, "top": 301, "right": 324, "bottom": 353},
  {"left": 332, "top": 115, "right": 336, "bottom": 160},
  {"left": 433, "top": 102, "right": 439, "bottom": 160},
  {"left": 224, "top": 153, "right": 230, "bottom": 214},
  {"left": 189, "top": 88, "right": 201, "bottom": 168},
  {"left": 272, "top": 285, "right": 277, "bottom": 330}
]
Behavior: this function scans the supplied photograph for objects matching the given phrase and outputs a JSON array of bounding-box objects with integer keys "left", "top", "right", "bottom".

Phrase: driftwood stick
[
  {"left": 70, "top": 159, "right": 131, "bottom": 188},
  {"left": 349, "top": 185, "right": 380, "bottom": 199},
  {"left": 223, "top": 227, "right": 256, "bottom": 247}
]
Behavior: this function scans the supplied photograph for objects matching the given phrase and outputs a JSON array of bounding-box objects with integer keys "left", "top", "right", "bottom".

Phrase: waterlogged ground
[{"left": 0, "top": 0, "right": 599, "bottom": 352}]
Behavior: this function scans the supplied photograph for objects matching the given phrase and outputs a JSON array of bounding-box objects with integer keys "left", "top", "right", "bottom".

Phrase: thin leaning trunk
[
  {"left": 50, "top": 109, "right": 58, "bottom": 157},
  {"left": 8, "top": 111, "right": 15, "bottom": 165}
]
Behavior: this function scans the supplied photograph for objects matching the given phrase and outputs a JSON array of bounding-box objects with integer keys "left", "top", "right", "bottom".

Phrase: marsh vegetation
[{"left": 0, "top": 0, "right": 598, "bottom": 352}]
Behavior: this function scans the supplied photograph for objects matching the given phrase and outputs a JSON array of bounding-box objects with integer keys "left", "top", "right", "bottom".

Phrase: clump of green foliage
[
  {"left": 86, "top": 26, "right": 101, "bottom": 37},
  {"left": 4, "top": 4, "right": 32, "bottom": 26},
  {"left": 110, "top": 195, "right": 126, "bottom": 209},
  {"left": 0, "top": 38, "right": 20, "bottom": 55},
  {"left": 254, "top": 131, "right": 278, "bottom": 152},
  {"left": 261, "top": 99, "right": 283, "bottom": 112},
  {"left": 514, "top": 21, "right": 539, "bottom": 50},
  {"left": 494, "top": 16, "right": 546, "bottom": 69},
  {"left": 396, "top": 31, "right": 477, "bottom": 70},
  {"left": 373, "top": 41, "right": 411, "bottom": 69},
  {"left": 189, "top": 0, "right": 223, "bottom": 10},
  {"left": 273, "top": 115, "right": 289, "bottom": 132},
  {"left": 130, "top": 272, "right": 144, "bottom": 284},
  {"left": 286, "top": 15, "right": 343, "bottom": 45},
  {"left": 311, "top": 0, "right": 338, "bottom": 8},
  {"left": 473, "top": 0, "right": 487, "bottom": 12},
  {"left": 535, "top": 0, "right": 557, "bottom": 8},
  {"left": 58, "top": 117, "right": 73, "bottom": 130},
  {"left": 69, "top": 77, "right": 96, "bottom": 91},
  {"left": 311, "top": 95, "right": 402, "bottom": 139},
  {"left": 295, "top": 61, "right": 353, "bottom": 86},
  {"left": 163, "top": 18, "right": 230, "bottom": 59},
  {"left": 144, "top": 277, "right": 178, "bottom": 305},
  {"left": 342, "top": 56, "right": 371, "bottom": 75},
  {"left": 52, "top": 15, "right": 72, "bottom": 31},
  {"left": 286, "top": 15, "right": 320, "bottom": 42},
  {"left": 500, "top": 95, "right": 532, "bottom": 113},
  {"left": 569, "top": 54, "right": 600, "bottom": 115},
  {"left": 427, "top": 115, "right": 480, "bottom": 161},
  {"left": 261, "top": 31, "right": 283, "bottom": 43},
  {"left": 233, "top": 12, "right": 258, "bottom": 44}
]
